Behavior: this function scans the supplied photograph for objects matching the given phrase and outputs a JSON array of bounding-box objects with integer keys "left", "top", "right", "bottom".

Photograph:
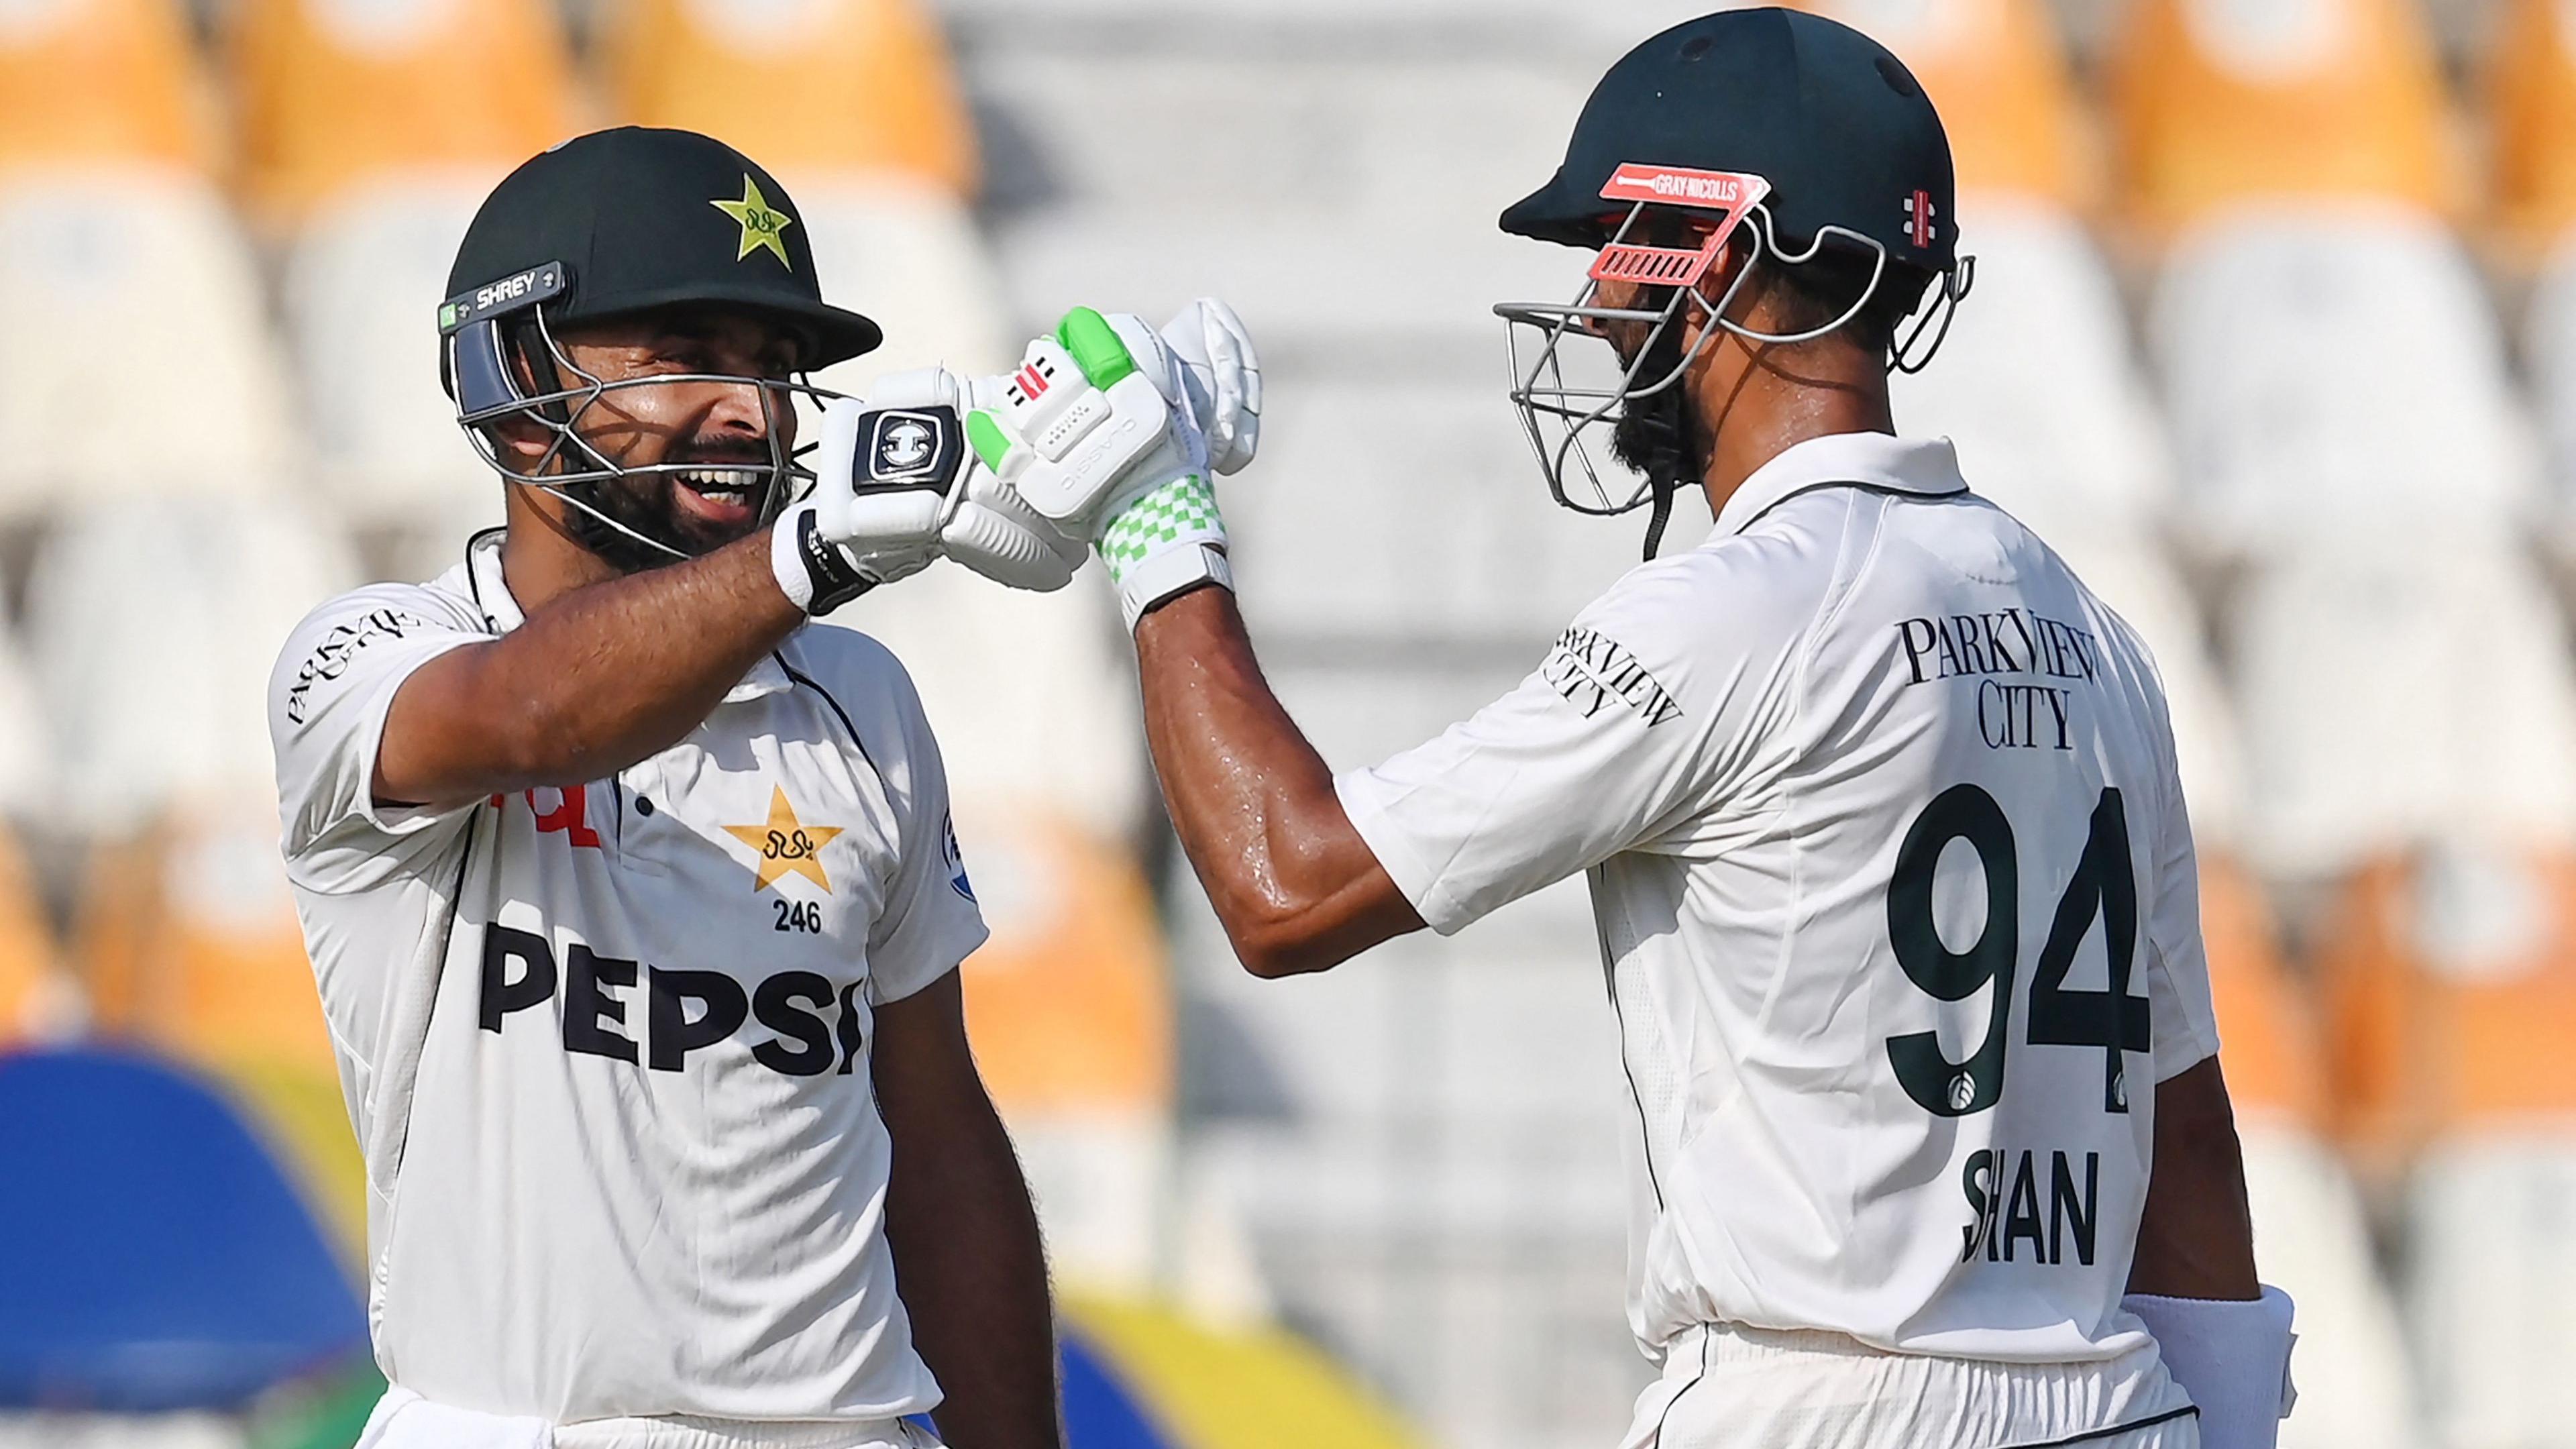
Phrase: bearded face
[{"left": 1605, "top": 284, "right": 1709, "bottom": 502}]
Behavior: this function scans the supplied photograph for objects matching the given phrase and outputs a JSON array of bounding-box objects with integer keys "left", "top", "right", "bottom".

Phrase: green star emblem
[{"left": 711, "top": 174, "right": 796, "bottom": 270}]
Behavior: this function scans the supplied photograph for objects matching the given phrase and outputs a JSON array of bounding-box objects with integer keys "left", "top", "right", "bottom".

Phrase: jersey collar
[
  {"left": 1711, "top": 432, "right": 1968, "bottom": 539},
  {"left": 465, "top": 529, "right": 792, "bottom": 703}
]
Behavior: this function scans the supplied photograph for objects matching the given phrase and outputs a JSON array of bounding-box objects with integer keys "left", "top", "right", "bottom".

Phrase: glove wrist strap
[
  {"left": 1118, "top": 541, "right": 1233, "bottom": 633},
  {"left": 772, "top": 504, "right": 877, "bottom": 616}
]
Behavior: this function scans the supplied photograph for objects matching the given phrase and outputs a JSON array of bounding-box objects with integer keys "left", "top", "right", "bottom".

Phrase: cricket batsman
[
  {"left": 929, "top": 9, "right": 2302, "bottom": 1448},
  {"left": 265, "top": 127, "right": 1254, "bottom": 1449}
]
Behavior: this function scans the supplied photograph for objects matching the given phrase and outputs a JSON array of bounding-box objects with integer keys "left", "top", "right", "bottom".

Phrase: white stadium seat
[
  {"left": 2149, "top": 205, "right": 2538, "bottom": 549},
  {"left": 0, "top": 173, "right": 294, "bottom": 516},
  {"left": 1229, "top": 374, "right": 1648, "bottom": 649},
  {"left": 2406, "top": 1136, "right": 2576, "bottom": 1449},
  {"left": 25, "top": 497, "right": 359, "bottom": 836},
  {"left": 280, "top": 176, "right": 502, "bottom": 537},
  {"left": 824, "top": 565, "right": 1146, "bottom": 844},
  {"left": 982, "top": 52, "right": 1591, "bottom": 344},
  {"left": 1894, "top": 195, "right": 2174, "bottom": 543},
  {"left": 2528, "top": 239, "right": 2576, "bottom": 517},
  {"left": 2241, "top": 1125, "right": 2424, "bottom": 1447},
  {"left": 2226, "top": 537, "right": 2576, "bottom": 880},
  {"left": 797, "top": 177, "right": 1018, "bottom": 390}
]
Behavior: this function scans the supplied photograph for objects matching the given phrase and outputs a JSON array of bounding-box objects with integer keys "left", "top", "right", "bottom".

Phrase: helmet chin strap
[{"left": 1621, "top": 280, "right": 1713, "bottom": 561}]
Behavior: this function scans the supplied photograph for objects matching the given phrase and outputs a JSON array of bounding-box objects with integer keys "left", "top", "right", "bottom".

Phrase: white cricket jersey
[
  {"left": 1338, "top": 433, "right": 2221, "bottom": 1374},
  {"left": 268, "top": 530, "right": 986, "bottom": 1426}
]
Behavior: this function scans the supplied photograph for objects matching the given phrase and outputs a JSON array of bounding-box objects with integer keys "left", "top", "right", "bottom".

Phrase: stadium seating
[
  {"left": 1891, "top": 198, "right": 2174, "bottom": 545},
  {"left": 2108, "top": 0, "right": 2454, "bottom": 231},
  {"left": 78, "top": 792, "right": 366, "bottom": 1255},
  {"left": 24, "top": 498, "right": 360, "bottom": 837},
  {"left": 227, "top": 0, "right": 578, "bottom": 226},
  {"left": 799, "top": 179, "right": 1017, "bottom": 386},
  {"left": 0, "top": 1047, "right": 364, "bottom": 1411},
  {"left": 2487, "top": 0, "right": 2576, "bottom": 256},
  {"left": 0, "top": 174, "right": 296, "bottom": 517},
  {"left": 980, "top": 50, "right": 1589, "bottom": 344},
  {"left": 2311, "top": 841, "right": 2576, "bottom": 1446},
  {"left": 0, "top": 833, "right": 66, "bottom": 1049},
  {"left": 2149, "top": 206, "right": 2538, "bottom": 549},
  {"left": 0, "top": 0, "right": 210, "bottom": 178},
  {"left": 602, "top": 0, "right": 976, "bottom": 197},
  {"left": 1792, "top": 0, "right": 2090, "bottom": 205},
  {"left": 2225, "top": 537, "right": 2576, "bottom": 884},
  {"left": 280, "top": 180, "right": 504, "bottom": 537},
  {"left": 830, "top": 568, "right": 1144, "bottom": 843},
  {"left": 2198, "top": 859, "right": 2422, "bottom": 1446},
  {"left": 950, "top": 808, "right": 1172, "bottom": 1287},
  {"left": 2530, "top": 246, "right": 2576, "bottom": 513},
  {"left": 1229, "top": 374, "right": 1642, "bottom": 647}
]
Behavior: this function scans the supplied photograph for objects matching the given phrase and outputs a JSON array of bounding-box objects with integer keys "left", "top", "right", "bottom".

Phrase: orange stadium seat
[
  {"left": 0, "top": 831, "right": 67, "bottom": 1047},
  {"left": 0, "top": 0, "right": 211, "bottom": 178},
  {"left": 603, "top": 0, "right": 976, "bottom": 197},
  {"left": 2108, "top": 0, "right": 2454, "bottom": 231},
  {"left": 1793, "top": 0, "right": 2090, "bottom": 206},
  {"left": 228, "top": 0, "right": 579, "bottom": 225},
  {"left": 952, "top": 808, "right": 1172, "bottom": 1287},
  {"left": 80, "top": 795, "right": 366, "bottom": 1256},
  {"left": 2487, "top": 0, "right": 2576, "bottom": 254},
  {"left": 2199, "top": 857, "right": 2421, "bottom": 1445},
  {"left": 2312, "top": 841, "right": 2576, "bottom": 1444}
]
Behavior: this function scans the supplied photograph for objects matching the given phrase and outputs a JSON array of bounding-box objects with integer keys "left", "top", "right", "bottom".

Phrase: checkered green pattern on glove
[{"left": 1097, "top": 472, "right": 1222, "bottom": 585}]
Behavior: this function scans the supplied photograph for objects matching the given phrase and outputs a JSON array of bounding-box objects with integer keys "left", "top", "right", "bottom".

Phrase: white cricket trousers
[
  {"left": 356, "top": 1386, "right": 944, "bottom": 1449},
  {"left": 1622, "top": 1324, "right": 2201, "bottom": 1449}
]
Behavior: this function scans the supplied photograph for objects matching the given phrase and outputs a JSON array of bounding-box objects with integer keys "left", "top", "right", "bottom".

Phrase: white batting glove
[
  {"left": 772, "top": 372, "right": 1088, "bottom": 614},
  {"left": 1160, "top": 298, "right": 1260, "bottom": 475},
  {"left": 968, "top": 307, "right": 1232, "bottom": 631}
]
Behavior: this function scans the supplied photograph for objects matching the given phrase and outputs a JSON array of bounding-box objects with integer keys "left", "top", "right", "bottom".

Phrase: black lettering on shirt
[
  {"left": 284, "top": 607, "right": 434, "bottom": 726},
  {"left": 1542, "top": 627, "right": 1684, "bottom": 727},
  {"left": 563, "top": 944, "right": 638, "bottom": 1063},
  {"left": 752, "top": 970, "right": 838, "bottom": 1077}
]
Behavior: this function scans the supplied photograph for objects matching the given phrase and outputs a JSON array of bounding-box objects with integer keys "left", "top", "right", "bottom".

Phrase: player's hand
[
  {"left": 771, "top": 373, "right": 1087, "bottom": 615},
  {"left": 967, "top": 307, "right": 1232, "bottom": 631},
  {"left": 1160, "top": 298, "right": 1261, "bottom": 476}
]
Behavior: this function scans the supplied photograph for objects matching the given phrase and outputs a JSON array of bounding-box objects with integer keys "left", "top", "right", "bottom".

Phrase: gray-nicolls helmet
[
  {"left": 437, "top": 126, "right": 884, "bottom": 570},
  {"left": 1495, "top": 8, "right": 1976, "bottom": 559}
]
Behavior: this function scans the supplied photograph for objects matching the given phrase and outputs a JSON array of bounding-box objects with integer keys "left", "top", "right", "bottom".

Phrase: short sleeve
[
  {"left": 863, "top": 661, "right": 990, "bottom": 1005},
  {"left": 2144, "top": 718, "right": 2221, "bottom": 1083},
  {"left": 1336, "top": 616, "right": 1709, "bottom": 936},
  {"left": 268, "top": 588, "right": 486, "bottom": 893}
]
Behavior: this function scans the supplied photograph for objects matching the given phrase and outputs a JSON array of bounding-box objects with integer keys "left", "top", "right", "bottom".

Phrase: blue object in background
[
  {"left": 0, "top": 1046, "right": 366, "bottom": 1411},
  {"left": 1058, "top": 1332, "right": 1174, "bottom": 1449}
]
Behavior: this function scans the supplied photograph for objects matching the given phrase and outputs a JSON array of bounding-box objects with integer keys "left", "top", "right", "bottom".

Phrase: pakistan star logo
[
  {"left": 724, "top": 786, "right": 842, "bottom": 892},
  {"left": 711, "top": 175, "right": 796, "bottom": 270}
]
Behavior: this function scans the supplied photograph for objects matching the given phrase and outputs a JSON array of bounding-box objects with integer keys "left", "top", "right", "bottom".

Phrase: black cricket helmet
[
  {"left": 439, "top": 126, "right": 884, "bottom": 566},
  {"left": 1495, "top": 8, "right": 1975, "bottom": 556}
]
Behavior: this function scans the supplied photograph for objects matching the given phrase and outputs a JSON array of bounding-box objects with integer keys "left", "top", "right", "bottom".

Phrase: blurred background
[{"left": 1, "top": 0, "right": 2573, "bottom": 1446}]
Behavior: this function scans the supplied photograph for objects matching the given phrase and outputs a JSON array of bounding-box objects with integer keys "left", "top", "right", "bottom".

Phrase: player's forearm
[
  {"left": 1134, "top": 588, "right": 1417, "bottom": 977},
  {"left": 376, "top": 529, "right": 803, "bottom": 804},
  {"left": 2128, "top": 1057, "right": 2260, "bottom": 1299}
]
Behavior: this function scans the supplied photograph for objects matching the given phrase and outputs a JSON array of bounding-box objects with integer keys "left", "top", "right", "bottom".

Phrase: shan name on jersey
[{"left": 1892, "top": 606, "right": 2107, "bottom": 753}]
